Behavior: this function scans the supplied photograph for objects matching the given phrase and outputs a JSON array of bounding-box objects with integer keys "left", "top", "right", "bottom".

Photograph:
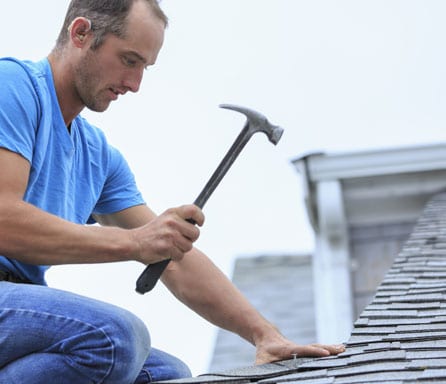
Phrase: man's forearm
[
  {"left": 0, "top": 200, "right": 203, "bottom": 269},
  {"left": 0, "top": 199, "right": 135, "bottom": 266},
  {"left": 161, "top": 248, "right": 277, "bottom": 346}
]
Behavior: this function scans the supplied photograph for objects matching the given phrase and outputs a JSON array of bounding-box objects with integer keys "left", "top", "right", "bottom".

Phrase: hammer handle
[{"left": 135, "top": 129, "right": 252, "bottom": 294}]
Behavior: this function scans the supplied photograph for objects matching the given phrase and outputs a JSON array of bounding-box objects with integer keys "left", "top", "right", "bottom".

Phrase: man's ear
[{"left": 68, "top": 17, "right": 92, "bottom": 47}]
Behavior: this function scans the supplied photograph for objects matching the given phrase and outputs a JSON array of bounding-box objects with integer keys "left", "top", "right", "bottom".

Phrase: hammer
[{"left": 135, "top": 104, "right": 284, "bottom": 294}]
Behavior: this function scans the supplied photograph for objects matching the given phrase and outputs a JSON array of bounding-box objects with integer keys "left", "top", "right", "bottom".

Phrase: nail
[{"left": 291, "top": 353, "right": 298, "bottom": 367}]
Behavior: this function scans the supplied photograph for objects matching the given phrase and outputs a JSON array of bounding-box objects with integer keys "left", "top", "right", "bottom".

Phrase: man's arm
[
  {"left": 163, "top": 247, "right": 345, "bottom": 363},
  {"left": 95, "top": 204, "right": 345, "bottom": 364},
  {"left": 0, "top": 148, "right": 202, "bottom": 267}
]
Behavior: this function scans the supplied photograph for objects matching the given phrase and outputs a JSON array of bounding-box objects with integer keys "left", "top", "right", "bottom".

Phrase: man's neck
[{"left": 47, "top": 52, "right": 84, "bottom": 127}]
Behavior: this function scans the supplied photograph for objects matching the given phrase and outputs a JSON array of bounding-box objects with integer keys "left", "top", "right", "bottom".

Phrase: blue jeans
[{"left": 0, "top": 281, "right": 192, "bottom": 383}]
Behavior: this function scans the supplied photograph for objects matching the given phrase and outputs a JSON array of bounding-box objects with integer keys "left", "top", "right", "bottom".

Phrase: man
[{"left": 0, "top": 0, "right": 344, "bottom": 383}]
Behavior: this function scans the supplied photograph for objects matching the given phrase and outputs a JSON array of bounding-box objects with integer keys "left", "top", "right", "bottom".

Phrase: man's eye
[{"left": 122, "top": 57, "right": 137, "bottom": 67}]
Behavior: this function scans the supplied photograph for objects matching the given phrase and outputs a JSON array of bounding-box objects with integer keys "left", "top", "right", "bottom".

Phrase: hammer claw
[{"left": 219, "top": 104, "right": 284, "bottom": 145}]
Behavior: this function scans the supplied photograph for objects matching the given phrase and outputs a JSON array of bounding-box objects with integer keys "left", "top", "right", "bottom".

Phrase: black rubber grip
[{"left": 135, "top": 259, "right": 170, "bottom": 294}]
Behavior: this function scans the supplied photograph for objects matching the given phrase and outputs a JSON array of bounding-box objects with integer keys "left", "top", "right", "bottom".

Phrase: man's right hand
[{"left": 130, "top": 204, "right": 205, "bottom": 265}]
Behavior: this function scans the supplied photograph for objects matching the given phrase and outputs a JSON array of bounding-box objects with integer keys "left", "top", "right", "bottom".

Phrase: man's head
[
  {"left": 50, "top": 0, "right": 167, "bottom": 117},
  {"left": 55, "top": 0, "right": 168, "bottom": 52}
]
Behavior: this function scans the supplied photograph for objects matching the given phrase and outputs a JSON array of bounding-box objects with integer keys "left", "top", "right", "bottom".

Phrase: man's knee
[{"left": 103, "top": 308, "right": 151, "bottom": 383}]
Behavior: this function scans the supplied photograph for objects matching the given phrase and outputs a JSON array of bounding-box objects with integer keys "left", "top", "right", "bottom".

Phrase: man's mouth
[{"left": 109, "top": 88, "right": 122, "bottom": 100}]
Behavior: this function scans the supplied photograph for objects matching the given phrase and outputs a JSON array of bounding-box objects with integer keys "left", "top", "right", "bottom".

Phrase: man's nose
[{"left": 123, "top": 68, "right": 144, "bottom": 93}]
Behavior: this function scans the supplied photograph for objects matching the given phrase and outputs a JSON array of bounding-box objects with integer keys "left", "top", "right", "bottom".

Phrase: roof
[
  {"left": 155, "top": 192, "right": 446, "bottom": 383},
  {"left": 292, "top": 143, "right": 446, "bottom": 343}
]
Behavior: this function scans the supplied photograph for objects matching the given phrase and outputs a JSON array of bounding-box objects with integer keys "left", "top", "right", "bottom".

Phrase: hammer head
[{"left": 220, "top": 104, "right": 284, "bottom": 145}]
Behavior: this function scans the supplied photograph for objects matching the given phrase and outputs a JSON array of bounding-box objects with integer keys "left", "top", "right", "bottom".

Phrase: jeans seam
[{"left": 143, "top": 368, "right": 153, "bottom": 383}]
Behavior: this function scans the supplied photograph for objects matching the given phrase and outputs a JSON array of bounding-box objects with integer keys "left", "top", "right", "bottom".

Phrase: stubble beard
[{"left": 74, "top": 49, "right": 112, "bottom": 113}]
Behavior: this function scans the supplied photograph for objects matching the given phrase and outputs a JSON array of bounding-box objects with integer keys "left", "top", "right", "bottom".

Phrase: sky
[{"left": 2, "top": 0, "right": 446, "bottom": 376}]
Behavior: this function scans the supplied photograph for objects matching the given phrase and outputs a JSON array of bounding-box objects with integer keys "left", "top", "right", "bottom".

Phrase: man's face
[{"left": 73, "top": 1, "right": 165, "bottom": 112}]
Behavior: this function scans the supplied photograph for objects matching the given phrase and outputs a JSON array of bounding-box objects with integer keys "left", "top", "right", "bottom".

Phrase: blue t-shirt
[{"left": 0, "top": 57, "right": 145, "bottom": 284}]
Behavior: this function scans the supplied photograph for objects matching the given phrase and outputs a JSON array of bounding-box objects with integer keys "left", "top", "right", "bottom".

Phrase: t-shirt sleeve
[
  {"left": 91, "top": 145, "right": 145, "bottom": 218},
  {"left": 0, "top": 59, "right": 39, "bottom": 163}
]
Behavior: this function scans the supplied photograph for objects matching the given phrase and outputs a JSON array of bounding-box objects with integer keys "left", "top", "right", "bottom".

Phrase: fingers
[
  {"left": 156, "top": 206, "right": 203, "bottom": 257},
  {"left": 164, "top": 205, "right": 203, "bottom": 243},
  {"left": 175, "top": 204, "right": 205, "bottom": 227},
  {"left": 132, "top": 204, "right": 205, "bottom": 265},
  {"left": 297, "top": 343, "right": 345, "bottom": 357},
  {"left": 318, "top": 343, "right": 346, "bottom": 355}
]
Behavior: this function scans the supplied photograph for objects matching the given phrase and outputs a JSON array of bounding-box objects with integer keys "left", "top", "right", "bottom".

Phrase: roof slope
[{"left": 156, "top": 192, "right": 446, "bottom": 383}]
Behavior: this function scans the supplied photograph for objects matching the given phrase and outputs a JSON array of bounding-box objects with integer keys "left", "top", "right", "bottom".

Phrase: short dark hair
[{"left": 54, "top": 0, "right": 168, "bottom": 51}]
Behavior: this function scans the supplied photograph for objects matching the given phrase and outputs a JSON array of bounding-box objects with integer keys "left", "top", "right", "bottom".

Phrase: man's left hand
[{"left": 255, "top": 332, "right": 345, "bottom": 365}]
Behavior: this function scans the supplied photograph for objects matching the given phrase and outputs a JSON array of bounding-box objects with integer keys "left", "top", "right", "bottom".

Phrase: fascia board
[{"left": 294, "top": 143, "right": 446, "bottom": 182}]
